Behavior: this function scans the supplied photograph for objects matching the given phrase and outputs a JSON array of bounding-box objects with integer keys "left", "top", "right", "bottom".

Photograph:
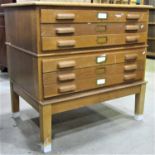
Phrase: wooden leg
[
  {"left": 135, "top": 84, "right": 146, "bottom": 121},
  {"left": 10, "top": 82, "right": 20, "bottom": 118},
  {"left": 39, "top": 105, "right": 52, "bottom": 153}
]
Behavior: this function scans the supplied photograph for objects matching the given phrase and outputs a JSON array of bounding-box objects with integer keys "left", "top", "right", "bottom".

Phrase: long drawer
[
  {"left": 43, "top": 62, "right": 144, "bottom": 98},
  {"left": 40, "top": 9, "right": 148, "bottom": 23},
  {"left": 42, "top": 48, "right": 146, "bottom": 73},
  {"left": 41, "top": 23, "right": 147, "bottom": 37},
  {"left": 42, "top": 33, "right": 147, "bottom": 51}
]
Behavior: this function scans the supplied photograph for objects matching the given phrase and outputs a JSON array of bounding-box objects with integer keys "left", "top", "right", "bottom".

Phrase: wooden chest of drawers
[
  {"left": 0, "top": 0, "right": 15, "bottom": 71},
  {"left": 2, "top": 2, "right": 151, "bottom": 153}
]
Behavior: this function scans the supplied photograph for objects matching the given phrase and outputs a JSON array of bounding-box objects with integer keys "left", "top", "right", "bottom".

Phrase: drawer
[
  {"left": 42, "top": 48, "right": 146, "bottom": 73},
  {"left": 42, "top": 33, "right": 147, "bottom": 51},
  {"left": 42, "top": 63, "right": 144, "bottom": 98},
  {"left": 40, "top": 9, "right": 148, "bottom": 23},
  {"left": 41, "top": 23, "right": 147, "bottom": 37}
]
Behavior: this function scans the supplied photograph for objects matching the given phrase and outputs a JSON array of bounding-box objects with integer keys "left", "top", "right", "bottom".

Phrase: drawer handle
[
  {"left": 125, "top": 25, "right": 139, "bottom": 31},
  {"left": 126, "top": 36, "right": 139, "bottom": 43},
  {"left": 58, "top": 73, "right": 76, "bottom": 81},
  {"left": 56, "top": 14, "right": 75, "bottom": 20},
  {"left": 57, "top": 40, "right": 76, "bottom": 47},
  {"left": 124, "top": 74, "right": 136, "bottom": 81},
  {"left": 124, "top": 64, "right": 137, "bottom": 71},
  {"left": 59, "top": 85, "right": 76, "bottom": 93},
  {"left": 125, "top": 54, "right": 138, "bottom": 61},
  {"left": 58, "top": 61, "right": 76, "bottom": 69},
  {"left": 126, "top": 14, "right": 140, "bottom": 20},
  {"left": 56, "top": 27, "right": 75, "bottom": 34}
]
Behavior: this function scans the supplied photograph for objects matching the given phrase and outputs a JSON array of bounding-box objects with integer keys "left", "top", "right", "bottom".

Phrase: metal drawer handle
[
  {"left": 58, "top": 60, "right": 76, "bottom": 69},
  {"left": 57, "top": 40, "right": 76, "bottom": 47},
  {"left": 124, "top": 74, "right": 137, "bottom": 81},
  {"left": 125, "top": 54, "right": 138, "bottom": 61},
  {"left": 126, "top": 36, "right": 139, "bottom": 42},
  {"left": 58, "top": 73, "right": 76, "bottom": 81},
  {"left": 126, "top": 14, "right": 140, "bottom": 20},
  {"left": 124, "top": 64, "right": 137, "bottom": 71},
  {"left": 56, "top": 27, "right": 75, "bottom": 34},
  {"left": 59, "top": 85, "right": 76, "bottom": 93},
  {"left": 125, "top": 25, "right": 139, "bottom": 31},
  {"left": 56, "top": 14, "right": 75, "bottom": 20}
]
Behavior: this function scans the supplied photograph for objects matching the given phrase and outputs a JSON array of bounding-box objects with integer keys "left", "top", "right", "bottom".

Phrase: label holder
[
  {"left": 97, "top": 12, "right": 108, "bottom": 20},
  {"left": 96, "top": 79, "right": 106, "bottom": 85},
  {"left": 96, "top": 54, "right": 107, "bottom": 63}
]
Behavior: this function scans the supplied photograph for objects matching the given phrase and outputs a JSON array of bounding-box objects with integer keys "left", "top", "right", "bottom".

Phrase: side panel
[
  {"left": 7, "top": 47, "right": 40, "bottom": 100},
  {"left": 4, "top": 7, "right": 39, "bottom": 53}
]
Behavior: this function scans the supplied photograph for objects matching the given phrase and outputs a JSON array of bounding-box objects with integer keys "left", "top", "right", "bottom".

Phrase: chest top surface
[{"left": 1, "top": 1, "right": 153, "bottom": 9}]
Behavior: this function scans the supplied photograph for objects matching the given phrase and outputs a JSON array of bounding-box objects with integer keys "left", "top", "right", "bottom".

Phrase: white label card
[
  {"left": 97, "top": 55, "right": 106, "bottom": 63},
  {"left": 97, "top": 79, "right": 106, "bottom": 85},
  {"left": 97, "top": 13, "right": 107, "bottom": 19}
]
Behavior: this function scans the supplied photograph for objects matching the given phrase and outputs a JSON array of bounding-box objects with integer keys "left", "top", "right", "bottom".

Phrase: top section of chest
[{"left": 2, "top": 2, "right": 151, "bottom": 55}]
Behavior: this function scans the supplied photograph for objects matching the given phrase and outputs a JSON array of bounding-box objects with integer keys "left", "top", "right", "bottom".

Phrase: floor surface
[{"left": 0, "top": 59, "right": 155, "bottom": 155}]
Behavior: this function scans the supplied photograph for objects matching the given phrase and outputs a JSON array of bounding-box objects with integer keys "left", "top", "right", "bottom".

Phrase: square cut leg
[
  {"left": 39, "top": 105, "right": 52, "bottom": 153},
  {"left": 10, "top": 82, "right": 20, "bottom": 118},
  {"left": 134, "top": 84, "right": 146, "bottom": 121}
]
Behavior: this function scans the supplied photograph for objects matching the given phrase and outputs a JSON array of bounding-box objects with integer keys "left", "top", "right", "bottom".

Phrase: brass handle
[
  {"left": 124, "top": 64, "right": 137, "bottom": 71},
  {"left": 56, "top": 14, "right": 75, "bottom": 20},
  {"left": 56, "top": 27, "right": 75, "bottom": 34},
  {"left": 58, "top": 73, "right": 76, "bottom": 81},
  {"left": 125, "top": 25, "right": 139, "bottom": 31},
  {"left": 126, "top": 36, "right": 139, "bottom": 43},
  {"left": 125, "top": 54, "right": 138, "bottom": 61},
  {"left": 124, "top": 74, "right": 136, "bottom": 81},
  {"left": 58, "top": 60, "right": 76, "bottom": 69},
  {"left": 126, "top": 14, "right": 140, "bottom": 20},
  {"left": 57, "top": 40, "right": 76, "bottom": 47},
  {"left": 59, "top": 85, "right": 76, "bottom": 93}
]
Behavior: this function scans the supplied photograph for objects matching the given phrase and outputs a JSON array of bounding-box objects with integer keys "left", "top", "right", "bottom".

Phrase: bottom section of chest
[{"left": 41, "top": 47, "right": 146, "bottom": 99}]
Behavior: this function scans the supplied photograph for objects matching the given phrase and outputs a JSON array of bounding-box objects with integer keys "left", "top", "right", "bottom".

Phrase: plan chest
[{"left": 3, "top": 3, "right": 149, "bottom": 105}]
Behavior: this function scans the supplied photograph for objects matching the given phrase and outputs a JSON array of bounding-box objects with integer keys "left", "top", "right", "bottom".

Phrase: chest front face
[{"left": 38, "top": 6, "right": 148, "bottom": 100}]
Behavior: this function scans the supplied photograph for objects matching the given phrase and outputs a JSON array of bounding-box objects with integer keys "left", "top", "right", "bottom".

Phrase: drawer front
[
  {"left": 41, "top": 23, "right": 147, "bottom": 37},
  {"left": 42, "top": 33, "right": 147, "bottom": 51},
  {"left": 41, "top": 9, "right": 148, "bottom": 23},
  {"left": 43, "top": 62, "right": 145, "bottom": 98},
  {"left": 42, "top": 48, "right": 146, "bottom": 73}
]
